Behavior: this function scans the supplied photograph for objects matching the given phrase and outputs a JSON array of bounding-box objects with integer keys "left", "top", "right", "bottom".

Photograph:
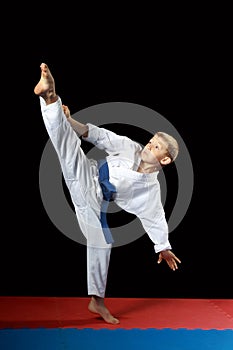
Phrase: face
[{"left": 141, "top": 134, "right": 170, "bottom": 166}]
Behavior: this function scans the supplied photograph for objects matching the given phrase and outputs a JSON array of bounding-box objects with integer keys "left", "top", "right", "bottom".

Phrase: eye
[
  {"left": 149, "top": 140, "right": 160, "bottom": 150},
  {"left": 152, "top": 143, "right": 159, "bottom": 149}
]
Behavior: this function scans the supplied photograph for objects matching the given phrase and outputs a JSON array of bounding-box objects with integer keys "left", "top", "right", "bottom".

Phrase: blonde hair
[{"left": 157, "top": 132, "right": 179, "bottom": 162}]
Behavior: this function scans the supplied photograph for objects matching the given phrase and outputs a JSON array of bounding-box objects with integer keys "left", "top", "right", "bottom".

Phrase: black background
[{"left": 1, "top": 9, "right": 231, "bottom": 300}]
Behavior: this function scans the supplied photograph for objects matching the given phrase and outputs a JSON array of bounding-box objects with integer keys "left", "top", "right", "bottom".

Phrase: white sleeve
[
  {"left": 139, "top": 212, "right": 172, "bottom": 253},
  {"left": 84, "top": 123, "right": 136, "bottom": 155}
]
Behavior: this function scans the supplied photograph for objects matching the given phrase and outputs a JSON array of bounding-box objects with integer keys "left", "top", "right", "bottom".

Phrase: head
[
  {"left": 156, "top": 132, "right": 179, "bottom": 164},
  {"left": 141, "top": 132, "right": 179, "bottom": 170}
]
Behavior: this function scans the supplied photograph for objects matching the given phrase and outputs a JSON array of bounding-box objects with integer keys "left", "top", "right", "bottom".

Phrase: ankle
[
  {"left": 44, "top": 94, "right": 58, "bottom": 105},
  {"left": 91, "top": 295, "right": 104, "bottom": 304}
]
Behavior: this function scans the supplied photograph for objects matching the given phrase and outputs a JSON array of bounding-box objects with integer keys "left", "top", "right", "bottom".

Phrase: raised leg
[{"left": 35, "top": 63, "right": 119, "bottom": 325}]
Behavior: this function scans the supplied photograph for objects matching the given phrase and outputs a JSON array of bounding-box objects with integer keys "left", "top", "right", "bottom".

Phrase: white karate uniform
[{"left": 39, "top": 97, "right": 171, "bottom": 298}]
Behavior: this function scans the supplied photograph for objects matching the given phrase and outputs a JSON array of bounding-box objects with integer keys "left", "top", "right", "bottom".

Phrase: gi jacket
[{"left": 85, "top": 123, "right": 172, "bottom": 253}]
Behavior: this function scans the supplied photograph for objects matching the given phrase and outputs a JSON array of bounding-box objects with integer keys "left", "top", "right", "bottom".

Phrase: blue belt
[{"left": 97, "top": 159, "right": 116, "bottom": 244}]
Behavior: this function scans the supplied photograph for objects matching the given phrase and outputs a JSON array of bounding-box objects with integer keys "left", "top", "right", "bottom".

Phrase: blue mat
[{"left": 0, "top": 328, "right": 233, "bottom": 350}]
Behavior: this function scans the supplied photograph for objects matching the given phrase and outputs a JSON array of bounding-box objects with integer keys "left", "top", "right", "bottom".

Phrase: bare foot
[
  {"left": 88, "top": 296, "right": 120, "bottom": 325},
  {"left": 34, "top": 63, "right": 58, "bottom": 105}
]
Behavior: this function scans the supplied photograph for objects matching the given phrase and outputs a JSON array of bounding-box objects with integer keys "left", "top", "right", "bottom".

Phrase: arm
[
  {"left": 62, "top": 105, "right": 89, "bottom": 137},
  {"left": 62, "top": 105, "right": 133, "bottom": 154},
  {"left": 139, "top": 209, "right": 181, "bottom": 271},
  {"left": 83, "top": 123, "right": 138, "bottom": 155}
]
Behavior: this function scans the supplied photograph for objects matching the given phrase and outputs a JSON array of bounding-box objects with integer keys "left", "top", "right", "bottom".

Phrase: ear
[{"left": 160, "top": 156, "right": 172, "bottom": 166}]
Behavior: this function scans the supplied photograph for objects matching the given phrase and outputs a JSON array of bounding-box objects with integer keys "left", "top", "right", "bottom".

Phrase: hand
[
  {"left": 157, "top": 250, "right": 181, "bottom": 271},
  {"left": 62, "top": 104, "right": 71, "bottom": 119}
]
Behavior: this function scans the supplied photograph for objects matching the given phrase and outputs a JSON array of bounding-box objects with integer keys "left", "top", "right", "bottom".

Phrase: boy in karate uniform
[{"left": 34, "top": 63, "right": 181, "bottom": 324}]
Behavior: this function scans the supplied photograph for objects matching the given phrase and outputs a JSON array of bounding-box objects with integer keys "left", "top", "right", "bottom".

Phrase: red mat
[{"left": 0, "top": 297, "right": 232, "bottom": 330}]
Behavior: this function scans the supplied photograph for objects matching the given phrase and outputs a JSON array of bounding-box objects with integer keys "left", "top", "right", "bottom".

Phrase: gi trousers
[{"left": 39, "top": 97, "right": 112, "bottom": 298}]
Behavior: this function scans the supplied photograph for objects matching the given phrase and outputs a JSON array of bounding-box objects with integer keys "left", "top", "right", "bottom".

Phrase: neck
[{"left": 137, "top": 160, "right": 160, "bottom": 173}]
